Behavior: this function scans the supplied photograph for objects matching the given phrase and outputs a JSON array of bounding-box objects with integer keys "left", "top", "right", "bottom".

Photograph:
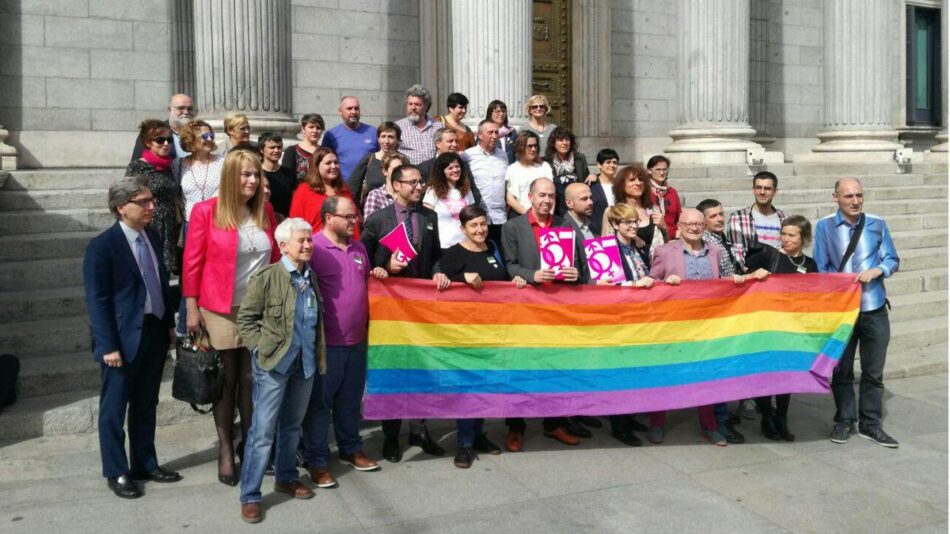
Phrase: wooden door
[{"left": 532, "top": 0, "right": 572, "bottom": 129}]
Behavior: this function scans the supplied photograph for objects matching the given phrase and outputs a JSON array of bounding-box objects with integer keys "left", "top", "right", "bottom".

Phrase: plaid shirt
[
  {"left": 362, "top": 186, "right": 394, "bottom": 220},
  {"left": 725, "top": 205, "right": 786, "bottom": 263},
  {"left": 702, "top": 230, "right": 742, "bottom": 275},
  {"left": 395, "top": 116, "right": 437, "bottom": 165}
]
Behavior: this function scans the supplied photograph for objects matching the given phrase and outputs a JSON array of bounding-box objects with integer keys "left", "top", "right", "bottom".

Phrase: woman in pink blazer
[{"left": 182, "top": 149, "right": 279, "bottom": 486}]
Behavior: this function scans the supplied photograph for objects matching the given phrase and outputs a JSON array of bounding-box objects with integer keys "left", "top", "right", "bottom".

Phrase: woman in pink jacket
[{"left": 183, "top": 150, "right": 280, "bottom": 486}]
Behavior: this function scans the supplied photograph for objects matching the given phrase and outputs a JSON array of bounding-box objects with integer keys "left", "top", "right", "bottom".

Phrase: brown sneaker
[
  {"left": 241, "top": 502, "right": 262, "bottom": 523},
  {"left": 273, "top": 480, "right": 315, "bottom": 499},
  {"left": 543, "top": 426, "right": 580, "bottom": 446},
  {"left": 339, "top": 450, "right": 381, "bottom": 472},
  {"left": 307, "top": 467, "right": 338, "bottom": 488}
]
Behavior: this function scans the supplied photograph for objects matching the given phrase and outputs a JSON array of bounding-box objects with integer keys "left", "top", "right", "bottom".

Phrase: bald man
[
  {"left": 130, "top": 94, "right": 194, "bottom": 161},
  {"left": 322, "top": 96, "right": 379, "bottom": 182},
  {"left": 564, "top": 183, "right": 595, "bottom": 242},
  {"left": 814, "top": 177, "right": 900, "bottom": 448}
]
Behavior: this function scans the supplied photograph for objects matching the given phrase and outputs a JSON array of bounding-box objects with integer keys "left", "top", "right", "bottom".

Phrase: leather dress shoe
[
  {"left": 611, "top": 429, "right": 643, "bottom": 447},
  {"left": 273, "top": 480, "right": 314, "bottom": 499},
  {"left": 573, "top": 415, "right": 603, "bottom": 428},
  {"left": 382, "top": 436, "right": 403, "bottom": 463},
  {"left": 308, "top": 467, "right": 338, "bottom": 488},
  {"left": 408, "top": 430, "right": 445, "bottom": 456},
  {"left": 241, "top": 502, "right": 262, "bottom": 524},
  {"left": 107, "top": 475, "right": 142, "bottom": 499},
  {"left": 627, "top": 417, "right": 648, "bottom": 432},
  {"left": 543, "top": 426, "right": 580, "bottom": 446},
  {"left": 565, "top": 419, "right": 592, "bottom": 439},
  {"left": 131, "top": 466, "right": 182, "bottom": 483},
  {"left": 339, "top": 450, "right": 381, "bottom": 471}
]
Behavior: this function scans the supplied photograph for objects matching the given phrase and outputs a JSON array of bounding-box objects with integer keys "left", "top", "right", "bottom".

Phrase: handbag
[{"left": 172, "top": 329, "right": 221, "bottom": 414}]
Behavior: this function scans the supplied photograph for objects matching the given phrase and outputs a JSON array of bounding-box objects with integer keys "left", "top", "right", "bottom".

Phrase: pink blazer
[
  {"left": 650, "top": 239, "right": 721, "bottom": 281},
  {"left": 182, "top": 198, "right": 280, "bottom": 314}
]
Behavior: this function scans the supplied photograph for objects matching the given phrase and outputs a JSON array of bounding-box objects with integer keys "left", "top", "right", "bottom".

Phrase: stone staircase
[{"left": 0, "top": 163, "right": 946, "bottom": 441}]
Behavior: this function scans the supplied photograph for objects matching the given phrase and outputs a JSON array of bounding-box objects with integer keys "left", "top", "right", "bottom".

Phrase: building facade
[{"left": 0, "top": 0, "right": 945, "bottom": 168}]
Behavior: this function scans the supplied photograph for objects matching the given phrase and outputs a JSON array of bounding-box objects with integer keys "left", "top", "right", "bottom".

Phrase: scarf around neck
[{"left": 141, "top": 150, "right": 174, "bottom": 172}]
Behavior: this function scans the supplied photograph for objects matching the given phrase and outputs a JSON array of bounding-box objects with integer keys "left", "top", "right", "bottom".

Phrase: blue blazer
[{"left": 83, "top": 222, "right": 175, "bottom": 364}]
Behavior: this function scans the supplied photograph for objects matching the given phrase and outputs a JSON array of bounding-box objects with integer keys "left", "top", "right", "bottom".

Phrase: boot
[
  {"left": 760, "top": 412, "right": 782, "bottom": 441},
  {"left": 775, "top": 416, "right": 795, "bottom": 442}
]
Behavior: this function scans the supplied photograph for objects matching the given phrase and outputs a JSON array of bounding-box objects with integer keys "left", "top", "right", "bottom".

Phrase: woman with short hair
[
  {"left": 348, "top": 121, "right": 403, "bottom": 205},
  {"left": 485, "top": 99, "right": 517, "bottom": 163},
  {"left": 434, "top": 92, "right": 475, "bottom": 152},
  {"left": 422, "top": 153, "right": 476, "bottom": 248},
  {"left": 363, "top": 152, "right": 410, "bottom": 220},
  {"left": 221, "top": 112, "right": 251, "bottom": 154},
  {"left": 646, "top": 155, "right": 682, "bottom": 239},
  {"left": 281, "top": 113, "right": 325, "bottom": 183},
  {"left": 257, "top": 132, "right": 297, "bottom": 218},
  {"left": 523, "top": 94, "right": 556, "bottom": 145},
  {"left": 505, "top": 130, "right": 553, "bottom": 216},
  {"left": 288, "top": 147, "right": 359, "bottom": 237}
]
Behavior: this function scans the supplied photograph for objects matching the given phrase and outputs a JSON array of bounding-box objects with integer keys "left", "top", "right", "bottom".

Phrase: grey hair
[
  {"left": 405, "top": 84, "right": 432, "bottom": 113},
  {"left": 432, "top": 127, "right": 450, "bottom": 147},
  {"left": 274, "top": 217, "right": 313, "bottom": 245},
  {"left": 108, "top": 175, "right": 150, "bottom": 218}
]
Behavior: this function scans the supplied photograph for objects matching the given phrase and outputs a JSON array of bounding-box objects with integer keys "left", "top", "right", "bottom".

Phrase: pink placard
[
  {"left": 379, "top": 222, "right": 418, "bottom": 263},
  {"left": 539, "top": 227, "right": 575, "bottom": 280},
  {"left": 584, "top": 236, "right": 625, "bottom": 284}
]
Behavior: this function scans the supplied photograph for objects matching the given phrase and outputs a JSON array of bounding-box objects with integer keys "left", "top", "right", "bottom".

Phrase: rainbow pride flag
[{"left": 364, "top": 275, "right": 861, "bottom": 419}]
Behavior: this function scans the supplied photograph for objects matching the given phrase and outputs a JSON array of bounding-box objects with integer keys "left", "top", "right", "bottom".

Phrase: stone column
[
  {"left": 450, "top": 0, "right": 533, "bottom": 128},
  {"left": 665, "top": 0, "right": 761, "bottom": 163},
  {"left": 808, "top": 0, "right": 900, "bottom": 159},
  {"left": 419, "top": 0, "right": 453, "bottom": 119},
  {"left": 572, "top": 0, "right": 611, "bottom": 137},
  {"left": 749, "top": 0, "right": 774, "bottom": 145},
  {"left": 0, "top": 124, "right": 17, "bottom": 170},
  {"left": 192, "top": 0, "right": 296, "bottom": 135},
  {"left": 930, "top": 0, "right": 948, "bottom": 153}
]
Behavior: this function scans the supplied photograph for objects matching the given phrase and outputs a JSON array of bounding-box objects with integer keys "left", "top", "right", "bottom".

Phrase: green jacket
[{"left": 237, "top": 261, "right": 327, "bottom": 374}]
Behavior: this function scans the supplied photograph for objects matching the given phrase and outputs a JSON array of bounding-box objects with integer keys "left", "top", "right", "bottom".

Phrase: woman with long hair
[
  {"left": 288, "top": 147, "right": 360, "bottom": 237},
  {"left": 601, "top": 165, "right": 665, "bottom": 266},
  {"left": 422, "top": 152, "right": 476, "bottom": 248},
  {"left": 182, "top": 150, "right": 280, "bottom": 486},
  {"left": 543, "top": 127, "right": 595, "bottom": 216}
]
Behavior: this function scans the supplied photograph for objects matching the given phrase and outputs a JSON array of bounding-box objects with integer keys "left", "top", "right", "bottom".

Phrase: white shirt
[
  {"left": 232, "top": 218, "right": 272, "bottom": 307},
  {"left": 505, "top": 161, "right": 553, "bottom": 211},
  {"left": 119, "top": 221, "right": 162, "bottom": 315},
  {"left": 462, "top": 144, "right": 509, "bottom": 225},
  {"left": 423, "top": 187, "right": 475, "bottom": 248},
  {"left": 173, "top": 155, "right": 225, "bottom": 221}
]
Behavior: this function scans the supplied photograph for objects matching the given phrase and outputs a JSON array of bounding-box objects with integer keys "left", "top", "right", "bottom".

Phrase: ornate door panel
[{"left": 532, "top": 0, "right": 572, "bottom": 129}]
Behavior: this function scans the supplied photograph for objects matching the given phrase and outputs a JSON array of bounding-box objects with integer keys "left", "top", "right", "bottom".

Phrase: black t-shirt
[
  {"left": 440, "top": 242, "right": 509, "bottom": 282},
  {"left": 745, "top": 246, "right": 818, "bottom": 274},
  {"left": 265, "top": 166, "right": 298, "bottom": 218}
]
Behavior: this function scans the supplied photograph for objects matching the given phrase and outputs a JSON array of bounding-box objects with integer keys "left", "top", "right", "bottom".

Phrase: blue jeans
[
  {"left": 457, "top": 419, "right": 484, "bottom": 447},
  {"left": 302, "top": 343, "right": 367, "bottom": 467},
  {"left": 239, "top": 355, "right": 314, "bottom": 504},
  {"left": 832, "top": 305, "right": 890, "bottom": 431},
  {"left": 176, "top": 221, "right": 189, "bottom": 337},
  {"left": 714, "top": 403, "right": 729, "bottom": 424}
]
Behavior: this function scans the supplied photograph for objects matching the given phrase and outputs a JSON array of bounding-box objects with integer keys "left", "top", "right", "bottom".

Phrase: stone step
[
  {"left": 0, "top": 315, "right": 90, "bottom": 357},
  {"left": 0, "top": 208, "right": 114, "bottom": 234},
  {"left": 0, "top": 189, "right": 108, "bottom": 211},
  {"left": 0, "top": 231, "right": 97, "bottom": 262},
  {"left": 2, "top": 168, "right": 125, "bottom": 191},
  {"left": 791, "top": 161, "right": 948, "bottom": 177},
  {"left": 898, "top": 247, "right": 947, "bottom": 272},
  {"left": 890, "top": 316, "right": 948, "bottom": 354},
  {"left": 886, "top": 268, "right": 948, "bottom": 297},
  {"left": 754, "top": 198, "right": 946, "bottom": 220},
  {"left": 17, "top": 352, "right": 101, "bottom": 399},
  {"left": 880, "top": 343, "right": 949, "bottom": 380},
  {"left": 682, "top": 185, "right": 948, "bottom": 209},
  {"left": 0, "top": 286, "right": 86, "bottom": 323},
  {"left": 0, "top": 257, "right": 84, "bottom": 292},
  {"left": 669, "top": 173, "right": 946, "bottom": 192},
  {"left": 888, "top": 229, "right": 949, "bottom": 250},
  {"left": 884, "top": 213, "right": 948, "bottom": 233},
  {"left": 889, "top": 291, "right": 948, "bottom": 323}
]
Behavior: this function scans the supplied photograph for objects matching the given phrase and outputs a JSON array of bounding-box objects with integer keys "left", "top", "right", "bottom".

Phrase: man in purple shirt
[
  {"left": 302, "top": 196, "right": 384, "bottom": 488},
  {"left": 321, "top": 96, "right": 379, "bottom": 183}
]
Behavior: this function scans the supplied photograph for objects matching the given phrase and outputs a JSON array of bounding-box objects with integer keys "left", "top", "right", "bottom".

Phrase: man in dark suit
[
  {"left": 83, "top": 175, "right": 182, "bottom": 499},
  {"left": 360, "top": 164, "right": 450, "bottom": 463},
  {"left": 500, "top": 177, "right": 589, "bottom": 452}
]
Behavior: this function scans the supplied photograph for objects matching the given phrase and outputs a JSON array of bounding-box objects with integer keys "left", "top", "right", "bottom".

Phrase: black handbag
[{"left": 172, "top": 330, "right": 221, "bottom": 414}]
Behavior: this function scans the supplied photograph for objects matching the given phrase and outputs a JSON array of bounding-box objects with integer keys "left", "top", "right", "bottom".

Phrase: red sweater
[{"left": 289, "top": 185, "right": 361, "bottom": 239}]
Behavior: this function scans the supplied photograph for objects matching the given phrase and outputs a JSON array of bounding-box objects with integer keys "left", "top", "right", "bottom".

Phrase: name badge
[
  {"left": 426, "top": 223, "right": 434, "bottom": 231},
  {"left": 796, "top": 264, "right": 807, "bottom": 274},
  {"left": 487, "top": 256, "right": 498, "bottom": 265},
  {"left": 354, "top": 256, "right": 364, "bottom": 265}
]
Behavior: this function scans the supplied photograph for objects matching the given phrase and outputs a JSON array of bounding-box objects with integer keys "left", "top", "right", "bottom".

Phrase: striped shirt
[
  {"left": 813, "top": 211, "right": 900, "bottom": 312},
  {"left": 726, "top": 205, "right": 787, "bottom": 262}
]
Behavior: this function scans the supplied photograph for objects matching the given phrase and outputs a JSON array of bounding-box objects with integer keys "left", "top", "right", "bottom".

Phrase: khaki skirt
[{"left": 200, "top": 306, "right": 244, "bottom": 350}]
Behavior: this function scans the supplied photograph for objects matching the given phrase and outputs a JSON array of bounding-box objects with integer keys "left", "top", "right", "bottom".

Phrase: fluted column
[
  {"left": 665, "top": 0, "right": 760, "bottom": 162},
  {"left": 572, "top": 0, "right": 611, "bottom": 137},
  {"left": 192, "top": 0, "right": 296, "bottom": 134},
  {"left": 810, "top": 0, "right": 900, "bottom": 158},
  {"left": 931, "top": 0, "right": 948, "bottom": 153},
  {"left": 419, "top": 0, "right": 453, "bottom": 119},
  {"left": 749, "top": 0, "right": 774, "bottom": 145},
  {"left": 451, "top": 0, "right": 533, "bottom": 128}
]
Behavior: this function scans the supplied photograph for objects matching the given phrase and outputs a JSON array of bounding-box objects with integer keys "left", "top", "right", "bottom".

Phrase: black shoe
[
  {"left": 218, "top": 473, "right": 238, "bottom": 486},
  {"left": 107, "top": 475, "right": 142, "bottom": 499},
  {"left": 408, "top": 430, "right": 445, "bottom": 456},
  {"left": 760, "top": 415, "right": 782, "bottom": 441},
  {"left": 719, "top": 423, "right": 745, "bottom": 444},
  {"left": 573, "top": 416, "right": 603, "bottom": 429},
  {"left": 728, "top": 412, "right": 742, "bottom": 426},
  {"left": 565, "top": 419, "right": 592, "bottom": 439},
  {"left": 473, "top": 433, "right": 502, "bottom": 455},
  {"left": 858, "top": 427, "right": 899, "bottom": 448},
  {"left": 131, "top": 466, "right": 182, "bottom": 483},
  {"left": 611, "top": 429, "right": 642, "bottom": 447},
  {"left": 454, "top": 447, "right": 477, "bottom": 469},
  {"left": 775, "top": 417, "right": 795, "bottom": 442},
  {"left": 382, "top": 436, "right": 403, "bottom": 463},
  {"left": 830, "top": 422, "right": 856, "bottom": 444},
  {"left": 627, "top": 417, "right": 648, "bottom": 432}
]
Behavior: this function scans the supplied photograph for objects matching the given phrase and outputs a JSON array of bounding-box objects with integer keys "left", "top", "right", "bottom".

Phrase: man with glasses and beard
[{"left": 131, "top": 94, "right": 195, "bottom": 160}]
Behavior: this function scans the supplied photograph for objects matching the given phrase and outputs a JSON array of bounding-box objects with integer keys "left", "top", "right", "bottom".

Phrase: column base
[
  {"left": 0, "top": 125, "right": 18, "bottom": 170},
  {"left": 929, "top": 131, "right": 948, "bottom": 153},
  {"left": 664, "top": 126, "right": 762, "bottom": 164},
  {"left": 809, "top": 129, "right": 901, "bottom": 155},
  {"left": 204, "top": 113, "right": 300, "bottom": 141}
]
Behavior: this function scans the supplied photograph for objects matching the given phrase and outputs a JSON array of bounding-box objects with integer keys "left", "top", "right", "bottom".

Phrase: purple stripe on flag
[
  {"left": 363, "top": 371, "right": 830, "bottom": 420},
  {"left": 810, "top": 353, "right": 842, "bottom": 378}
]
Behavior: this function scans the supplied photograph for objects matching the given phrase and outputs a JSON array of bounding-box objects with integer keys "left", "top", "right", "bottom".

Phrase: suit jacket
[
  {"left": 361, "top": 202, "right": 442, "bottom": 277},
  {"left": 589, "top": 181, "right": 610, "bottom": 237},
  {"left": 182, "top": 198, "right": 280, "bottom": 314},
  {"left": 83, "top": 223, "right": 175, "bottom": 364},
  {"left": 651, "top": 239, "right": 722, "bottom": 281},
  {"left": 501, "top": 212, "right": 587, "bottom": 284},
  {"left": 562, "top": 213, "right": 594, "bottom": 284}
]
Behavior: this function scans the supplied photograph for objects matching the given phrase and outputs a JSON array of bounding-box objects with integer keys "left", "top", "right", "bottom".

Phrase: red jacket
[
  {"left": 289, "top": 185, "right": 360, "bottom": 239},
  {"left": 650, "top": 185, "right": 682, "bottom": 239},
  {"left": 182, "top": 198, "right": 280, "bottom": 314}
]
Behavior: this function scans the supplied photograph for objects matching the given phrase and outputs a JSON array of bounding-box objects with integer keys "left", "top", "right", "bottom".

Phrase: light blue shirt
[
  {"left": 271, "top": 256, "right": 318, "bottom": 379},
  {"left": 683, "top": 244, "right": 715, "bottom": 281},
  {"left": 118, "top": 221, "right": 162, "bottom": 316},
  {"left": 813, "top": 211, "right": 900, "bottom": 312}
]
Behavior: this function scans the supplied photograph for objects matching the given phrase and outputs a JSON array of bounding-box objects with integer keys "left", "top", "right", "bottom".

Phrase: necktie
[
  {"left": 136, "top": 234, "right": 165, "bottom": 318},
  {"left": 404, "top": 206, "right": 415, "bottom": 244}
]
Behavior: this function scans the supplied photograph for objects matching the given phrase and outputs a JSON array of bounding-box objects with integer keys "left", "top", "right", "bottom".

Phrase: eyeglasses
[
  {"left": 616, "top": 219, "right": 639, "bottom": 227},
  {"left": 328, "top": 212, "right": 358, "bottom": 222},
  {"left": 396, "top": 180, "right": 423, "bottom": 188},
  {"left": 151, "top": 137, "right": 172, "bottom": 145},
  {"left": 650, "top": 167, "right": 669, "bottom": 173},
  {"left": 127, "top": 196, "right": 156, "bottom": 208},
  {"left": 525, "top": 144, "right": 538, "bottom": 150},
  {"left": 236, "top": 126, "right": 250, "bottom": 133},
  {"left": 679, "top": 222, "right": 705, "bottom": 228},
  {"left": 172, "top": 106, "right": 194, "bottom": 112},
  {"left": 201, "top": 132, "right": 215, "bottom": 141},
  {"left": 529, "top": 105, "right": 547, "bottom": 110}
]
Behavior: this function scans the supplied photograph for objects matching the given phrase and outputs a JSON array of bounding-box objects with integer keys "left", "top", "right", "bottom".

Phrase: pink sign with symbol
[
  {"left": 379, "top": 222, "right": 418, "bottom": 264},
  {"left": 584, "top": 236, "right": 625, "bottom": 284},
  {"left": 539, "top": 227, "right": 575, "bottom": 280}
]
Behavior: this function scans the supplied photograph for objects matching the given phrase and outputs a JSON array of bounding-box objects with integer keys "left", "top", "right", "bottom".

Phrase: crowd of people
[{"left": 83, "top": 85, "right": 901, "bottom": 523}]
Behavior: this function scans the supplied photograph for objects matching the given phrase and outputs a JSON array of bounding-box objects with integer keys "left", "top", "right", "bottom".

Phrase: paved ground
[{"left": 0, "top": 373, "right": 946, "bottom": 534}]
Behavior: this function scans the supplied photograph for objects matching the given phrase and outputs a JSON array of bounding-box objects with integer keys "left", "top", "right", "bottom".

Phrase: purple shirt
[{"left": 309, "top": 232, "right": 370, "bottom": 346}]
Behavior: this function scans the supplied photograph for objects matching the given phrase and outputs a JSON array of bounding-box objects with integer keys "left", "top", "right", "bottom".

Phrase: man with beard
[
  {"left": 395, "top": 84, "right": 438, "bottom": 165},
  {"left": 130, "top": 94, "right": 194, "bottom": 160},
  {"left": 322, "top": 96, "right": 378, "bottom": 183}
]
